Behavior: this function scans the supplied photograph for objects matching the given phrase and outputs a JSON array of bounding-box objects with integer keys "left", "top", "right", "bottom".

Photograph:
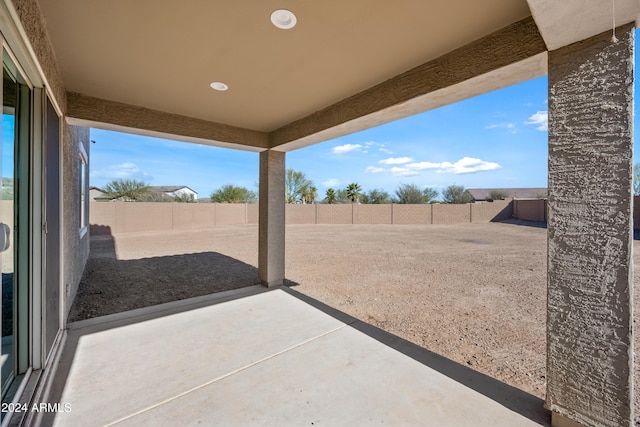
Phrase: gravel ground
[{"left": 70, "top": 221, "right": 638, "bottom": 406}]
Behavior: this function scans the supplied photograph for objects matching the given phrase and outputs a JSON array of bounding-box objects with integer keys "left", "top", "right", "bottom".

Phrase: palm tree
[
  {"left": 345, "top": 183, "right": 362, "bottom": 203},
  {"left": 301, "top": 185, "right": 318, "bottom": 204},
  {"left": 324, "top": 188, "right": 337, "bottom": 204}
]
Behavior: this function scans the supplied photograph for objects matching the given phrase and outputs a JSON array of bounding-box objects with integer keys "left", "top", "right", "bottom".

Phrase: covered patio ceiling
[{"left": 35, "top": 0, "right": 639, "bottom": 151}]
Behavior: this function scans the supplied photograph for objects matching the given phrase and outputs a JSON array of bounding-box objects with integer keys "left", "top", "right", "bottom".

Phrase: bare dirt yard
[{"left": 71, "top": 221, "right": 637, "bottom": 404}]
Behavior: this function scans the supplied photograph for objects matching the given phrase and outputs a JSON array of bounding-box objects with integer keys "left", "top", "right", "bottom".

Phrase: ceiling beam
[
  {"left": 269, "top": 17, "right": 547, "bottom": 151},
  {"left": 66, "top": 92, "right": 269, "bottom": 151}
]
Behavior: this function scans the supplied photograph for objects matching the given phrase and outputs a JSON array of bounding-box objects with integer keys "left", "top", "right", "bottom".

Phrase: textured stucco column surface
[
  {"left": 547, "top": 24, "right": 634, "bottom": 427},
  {"left": 258, "top": 150, "right": 285, "bottom": 287}
]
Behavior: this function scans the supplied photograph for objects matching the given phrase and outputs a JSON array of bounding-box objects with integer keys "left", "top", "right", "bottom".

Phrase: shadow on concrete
[{"left": 283, "top": 287, "right": 552, "bottom": 426}]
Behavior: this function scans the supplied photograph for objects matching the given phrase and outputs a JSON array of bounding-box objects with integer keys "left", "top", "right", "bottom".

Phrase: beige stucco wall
[{"left": 62, "top": 124, "right": 90, "bottom": 318}]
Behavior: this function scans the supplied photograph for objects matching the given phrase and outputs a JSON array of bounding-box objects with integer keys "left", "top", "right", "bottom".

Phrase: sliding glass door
[{"left": 1, "top": 50, "right": 31, "bottom": 408}]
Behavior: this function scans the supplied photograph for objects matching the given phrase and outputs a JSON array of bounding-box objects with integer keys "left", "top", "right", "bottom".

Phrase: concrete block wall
[
  {"left": 246, "top": 203, "right": 259, "bottom": 224},
  {"left": 172, "top": 203, "right": 216, "bottom": 230},
  {"left": 286, "top": 204, "right": 316, "bottom": 224},
  {"left": 392, "top": 204, "right": 431, "bottom": 224},
  {"left": 353, "top": 204, "right": 392, "bottom": 224},
  {"left": 215, "top": 203, "right": 247, "bottom": 226},
  {"left": 90, "top": 199, "right": 520, "bottom": 234},
  {"left": 512, "top": 199, "right": 547, "bottom": 222},
  {"left": 316, "top": 204, "right": 352, "bottom": 224},
  {"left": 471, "top": 199, "right": 512, "bottom": 223},
  {"left": 115, "top": 202, "right": 173, "bottom": 233},
  {"left": 432, "top": 204, "right": 471, "bottom": 224}
]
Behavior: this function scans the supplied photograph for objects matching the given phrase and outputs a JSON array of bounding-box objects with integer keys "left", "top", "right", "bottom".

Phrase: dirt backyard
[{"left": 70, "top": 221, "right": 640, "bottom": 405}]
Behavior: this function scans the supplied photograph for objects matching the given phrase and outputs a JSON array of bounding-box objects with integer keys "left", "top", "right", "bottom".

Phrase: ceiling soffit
[{"left": 39, "top": 0, "right": 533, "bottom": 134}]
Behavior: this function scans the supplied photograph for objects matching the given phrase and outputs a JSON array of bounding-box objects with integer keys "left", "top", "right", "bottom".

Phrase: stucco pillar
[
  {"left": 547, "top": 24, "right": 634, "bottom": 427},
  {"left": 258, "top": 150, "right": 285, "bottom": 287}
]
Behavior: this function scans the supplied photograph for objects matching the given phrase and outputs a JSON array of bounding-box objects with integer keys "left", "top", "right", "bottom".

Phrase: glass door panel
[{"left": 1, "top": 51, "right": 29, "bottom": 405}]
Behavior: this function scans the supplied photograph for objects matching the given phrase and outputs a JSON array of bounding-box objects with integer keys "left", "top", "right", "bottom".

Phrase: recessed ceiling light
[
  {"left": 271, "top": 9, "right": 296, "bottom": 29},
  {"left": 210, "top": 82, "right": 229, "bottom": 91}
]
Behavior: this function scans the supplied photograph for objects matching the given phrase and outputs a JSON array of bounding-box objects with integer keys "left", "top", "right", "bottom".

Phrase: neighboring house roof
[
  {"left": 149, "top": 185, "right": 197, "bottom": 194},
  {"left": 90, "top": 186, "right": 105, "bottom": 192},
  {"left": 466, "top": 188, "right": 547, "bottom": 201}
]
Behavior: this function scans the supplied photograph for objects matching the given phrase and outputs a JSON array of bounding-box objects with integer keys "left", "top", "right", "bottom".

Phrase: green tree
[
  {"left": 423, "top": 187, "right": 439, "bottom": 203},
  {"left": 2, "top": 178, "right": 13, "bottom": 201},
  {"left": 210, "top": 185, "right": 257, "bottom": 203},
  {"left": 301, "top": 185, "right": 318, "bottom": 204},
  {"left": 345, "top": 183, "right": 362, "bottom": 203},
  {"left": 140, "top": 191, "right": 195, "bottom": 203},
  {"left": 442, "top": 184, "right": 472, "bottom": 204},
  {"left": 139, "top": 192, "right": 174, "bottom": 202},
  {"left": 634, "top": 163, "right": 640, "bottom": 195},
  {"left": 324, "top": 188, "right": 337, "bottom": 204},
  {"left": 286, "top": 169, "right": 314, "bottom": 204},
  {"left": 103, "top": 179, "right": 150, "bottom": 201},
  {"left": 172, "top": 193, "right": 196, "bottom": 203},
  {"left": 394, "top": 183, "right": 424, "bottom": 204},
  {"left": 335, "top": 188, "right": 349, "bottom": 203},
  {"left": 364, "top": 189, "right": 391, "bottom": 204},
  {"left": 488, "top": 189, "right": 508, "bottom": 201}
]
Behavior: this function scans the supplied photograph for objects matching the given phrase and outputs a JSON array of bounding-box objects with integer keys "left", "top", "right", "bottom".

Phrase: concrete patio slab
[{"left": 43, "top": 287, "right": 549, "bottom": 426}]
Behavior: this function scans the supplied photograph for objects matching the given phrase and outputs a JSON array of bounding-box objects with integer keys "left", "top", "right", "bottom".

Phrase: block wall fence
[{"left": 89, "top": 199, "right": 561, "bottom": 235}]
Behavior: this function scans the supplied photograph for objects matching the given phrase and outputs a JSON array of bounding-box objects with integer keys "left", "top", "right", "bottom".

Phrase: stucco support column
[
  {"left": 547, "top": 24, "right": 634, "bottom": 427},
  {"left": 258, "top": 150, "right": 285, "bottom": 287}
]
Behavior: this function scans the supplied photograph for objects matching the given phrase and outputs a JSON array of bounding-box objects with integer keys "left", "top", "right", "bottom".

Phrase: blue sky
[
  {"left": 89, "top": 31, "right": 640, "bottom": 200},
  {"left": 90, "top": 77, "right": 549, "bottom": 199}
]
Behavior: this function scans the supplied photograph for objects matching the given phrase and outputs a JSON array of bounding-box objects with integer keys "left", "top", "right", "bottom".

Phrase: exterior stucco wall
[
  {"left": 62, "top": 124, "right": 90, "bottom": 319},
  {"left": 11, "top": 0, "right": 67, "bottom": 112},
  {"left": 547, "top": 25, "right": 634, "bottom": 427}
]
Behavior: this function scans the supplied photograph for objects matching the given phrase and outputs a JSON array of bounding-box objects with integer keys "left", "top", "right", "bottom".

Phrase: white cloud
[
  {"left": 406, "top": 162, "right": 442, "bottom": 171},
  {"left": 407, "top": 157, "right": 500, "bottom": 174},
  {"left": 390, "top": 167, "right": 419, "bottom": 177},
  {"left": 379, "top": 148, "right": 393, "bottom": 154},
  {"left": 91, "top": 162, "right": 152, "bottom": 181},
  {"left": 485, "top": 122, "right": 517, "bottom": 133},
  {"left": 322, "top": 178, "right": 340, "bottom": 187},
  {"left": 332, "top": 144, "right": 362, "bottom": 154},
  {"left": 379, "top": 156, "right": 413, "bottom": 165},
  {"left": 441, "top": 157, "right": 501, "bottom": 174},
  {"left": 525, "top": 110, "right": 548, "bottom": 131},
  {"left": 365, "top": 166, "right": 385, "bottom": 174}
]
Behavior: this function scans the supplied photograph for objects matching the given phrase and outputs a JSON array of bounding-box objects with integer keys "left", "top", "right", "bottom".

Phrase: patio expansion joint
[{"left": 103, "top": 322, "right": 350, "bottom": 426}]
